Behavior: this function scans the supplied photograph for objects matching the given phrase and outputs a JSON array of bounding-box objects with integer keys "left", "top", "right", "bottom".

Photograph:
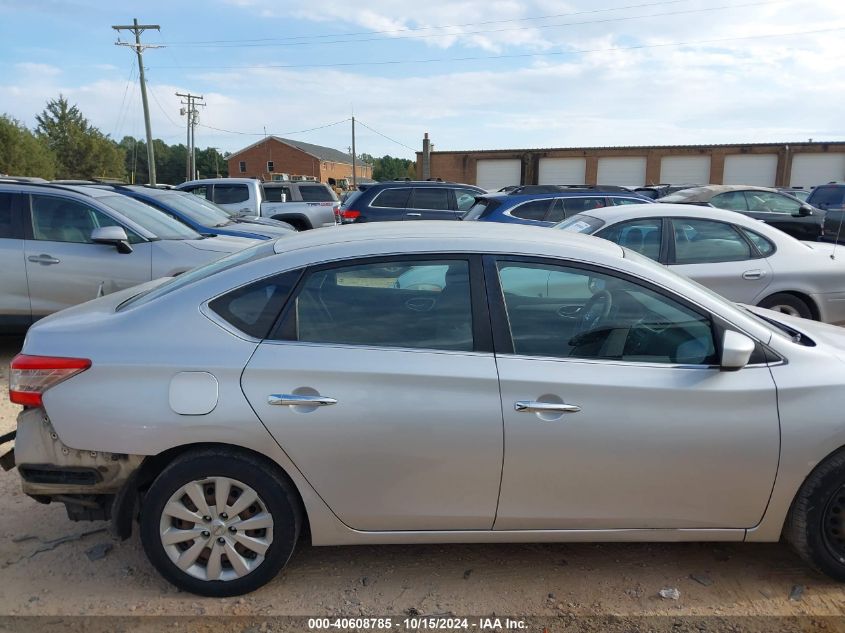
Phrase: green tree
[
  {"left": 35, "top": 95, "right": 125, "bottom": 180},
  {"left": 368, "top": 154, "right": 416, "bottom": 181},
  {"left": 0, "top": 114, "right": 56, "bottom": 178}
]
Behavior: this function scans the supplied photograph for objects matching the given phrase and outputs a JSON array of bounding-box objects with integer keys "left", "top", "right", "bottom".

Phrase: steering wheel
[{"left": 577, "top": 289, "right": 613, "bottom": 334}]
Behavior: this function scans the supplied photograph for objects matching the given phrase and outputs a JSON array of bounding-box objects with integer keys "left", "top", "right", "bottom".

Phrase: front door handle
[
  {"left": 28, "top": 254, "right": 61, "bottom": 265},
  {"left": 268, "top": 394, "right": 337, "bottom": 407},
  {"left": 742, "top": 269, "right": 764, "bottom": 280},
  {"left": 514, "top": 401, "right": 581, "bottom": 414}
]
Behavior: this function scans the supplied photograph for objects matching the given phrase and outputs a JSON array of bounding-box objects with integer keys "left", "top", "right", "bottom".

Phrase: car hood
[
  {"left": 183, "top": 235, "right": 261, "bottom": 253},
  {"left": 226, "top": 220, "right": 294, "bottom": 238},
  {"left": 232, "top": 216, "right": 291, "bottom": 228}
]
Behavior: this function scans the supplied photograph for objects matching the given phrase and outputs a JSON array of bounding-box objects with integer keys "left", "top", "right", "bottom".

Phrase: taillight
[
  {"left": 9, "top": 354, "right": 91, "bottom": 407},
  {"left": 341, "top": 209, "right": 361, "bottom": 223}
]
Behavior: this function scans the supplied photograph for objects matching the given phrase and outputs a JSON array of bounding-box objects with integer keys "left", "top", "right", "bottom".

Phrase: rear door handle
[
  {"left": 515, "top": 401, "right": 581, "bottom": 414},
  {"left": 28, "top": 254, "right": 61, "bottom": 265},
  {"left": 405, "top": 213, "right": 422, "bottom": 218},
  {"left": 268, "top": 394, "right": 337, "bottom": 407},
  {"left": 742, "top": 269, "right": 765, "bottom": 280}
]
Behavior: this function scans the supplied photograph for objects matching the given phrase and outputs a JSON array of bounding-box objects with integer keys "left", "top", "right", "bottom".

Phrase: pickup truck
[{"left": 177, "top": 178, "right": 339, "bottom": 231}]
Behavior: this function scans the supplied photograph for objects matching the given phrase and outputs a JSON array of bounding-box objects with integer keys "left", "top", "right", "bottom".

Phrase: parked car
[
  {"left": 660, "top": 185, "right": 823, "bottom": 241},
  {"left": 778, "top": 187, "right": 812, "bottom": 203},
  {"left": 462, "top": 187, "right": 654, "bottom": 227},
  {"left": 10, "top": 221, "right": 845, "bottom": 597},
  {"left": 634, "top": 184, "right": 701, "bottom": 200},
  {"left": 554, "top": 202, "right": 845, "bottom": 321},
  {"left": 0, "top": 182, "right": 259, "bottom": 330},
  {"left": 87, "top": 185, "right": 297, "bottom": 241},
  {"left": 177, "top": 178, "right": 338, "bottom": 231},
  {"left": 808, "top": 184, "right": 845, "bottom": 242},
  {"left": 338, "top": 180, "right": 485, "bottom": 223}
]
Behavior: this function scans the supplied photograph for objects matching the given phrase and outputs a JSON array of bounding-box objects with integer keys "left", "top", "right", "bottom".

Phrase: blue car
[
  {"left": 462, "top": 185, "right": 654, "bottom": 227},
  {"left": 91, "top": 185, "right": 296, "bottom": 240}
]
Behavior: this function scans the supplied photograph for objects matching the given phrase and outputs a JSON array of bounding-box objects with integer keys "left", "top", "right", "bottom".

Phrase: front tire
[
  {"left": 758, "top": 293, "right": 813, "bottom": 320},
  {"left": 785, "top": 449, "right": 845, "bottom": 581},
  {"left": 139, "top": 449, "right": 301, "bottom": 596}
]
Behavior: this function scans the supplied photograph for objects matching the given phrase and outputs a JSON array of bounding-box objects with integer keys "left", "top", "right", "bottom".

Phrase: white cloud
[{"left": 15, "top": 62, "right": 61, "bottom": 76}]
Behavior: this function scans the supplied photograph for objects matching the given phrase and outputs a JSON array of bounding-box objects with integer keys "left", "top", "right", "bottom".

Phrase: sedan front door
[
  {"left": 488, "top": 258, "right": 780, "bottom": 530},
  {"left": 241, "top": 257, "right": 503, "bottom": 531}
]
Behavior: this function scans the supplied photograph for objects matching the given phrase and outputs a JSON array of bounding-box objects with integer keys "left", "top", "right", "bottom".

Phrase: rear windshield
[
  {"left": 299, "top": 185, "right": 337, "bottom": 202},
  {"left": 809, "top": 186, "right": 845, "bottom": 208},
  {"left": 553, "top": 213, "right": 605, "bottom": 233},
  {"left": 118, "top": 240, "right": 278, "bottom": 311},
  {"left": 98, "top": 195, "right": 200, "bottom": 240},
  {"left": 462, "top": 198, "right": 501, "bottom": 221}
]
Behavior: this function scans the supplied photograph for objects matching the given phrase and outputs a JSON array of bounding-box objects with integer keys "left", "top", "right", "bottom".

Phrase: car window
[
  {"left": 546, "top": 199, "right": 565, "bottom": 223},
  {"left": 97, "top": 194, "right": 198, "bottom": 240},
  {"left": 462, "top": 198, "right": 501, "bottom": 220},
  {"left": 611, "top": 197, "right": 647, "bottom": 205},
  {"left": 213, "top": 184, "right": 250, "bottom": 205},
  {"left": 496, "top": 260, "right": 716, "bottom": 364},
  {"left": 455, "top": 188, "right": 480, "bottom": 212},
  {"left": 183, "top": 185, "right": 208, "bottom": 199},
  {"left": 281, "top": 259, "right": 473, "bottom": 351},
  {"left": 597, "top": 219, "right": 662, "bottom": 261},
  {"left": 0, "top": 192, "right": 16, "bottom": 239},
  {"left": 264, "top": 187, "right": 292, "bottom": 203},
  {"left": 510, "top": 199, "right": 551, "bottom": 221},
  {"left": 809, "top": 186, "right": 845, "bottom": 208},
  {"left": 672, "top": 219, "right": 753, "bottom": 264},
  {"left": 299, "top": 185, "right": 336, "bottom": 202},
  {"left": 710, "top": 191, "right": 749, "bottom": 211},
  {"left": 562, "top": 197, "right": 608, "bottom": 214},
  {"left": 340, "top": 190, "right": 363, "bottom": 209},
  {"left": 30, "top": 195, "right": 134, "bottom": 244},
  {"left": 740, "top": 227, "right": 775, "bottom": 256},
  {"left": 156, "top": 192, "right": 231, "bottom": 225},
  {"left": 371, "top": 188, "right": 411, "bottom": 209},
  {"left": 209, "top": 269, "right": 301, "bottom": 339},
  {"left": 411, "top": 188, "right": 450, "bottom": 210},
  {"left": 745, "top": 191, "right": 800, "bottom": 214}
]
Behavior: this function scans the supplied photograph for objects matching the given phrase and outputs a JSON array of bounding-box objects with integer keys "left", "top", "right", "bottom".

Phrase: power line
[
  {"left": 355, "top": 120, "right": 416, "bottom": 153},
  {"left": 151, "top": 26, "right": 845, "bottom": 71},
  {"left": 147, "top": 83, "right": 182, "bottom": 129},
  {"left": 196, "top": 117, "right": 351, "bottom": 137},
  {"left": 160, "top": 0, "right": 696, "bottom": 45},
  {"left": 161, "top": 0, "right": 786, "bottom": 49}
]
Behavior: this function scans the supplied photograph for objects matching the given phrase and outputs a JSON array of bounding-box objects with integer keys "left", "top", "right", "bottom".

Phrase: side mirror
[
  {"left": 91, "top": 226, "right": 133, "bottom": 254},
  {"left": 797, "top": 204, "right": 814, "bottom": 217},
  {"left": 721, "top": 330, "right": 755, "bottom": 371}
]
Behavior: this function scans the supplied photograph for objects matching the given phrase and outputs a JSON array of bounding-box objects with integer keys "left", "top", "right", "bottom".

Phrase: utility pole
[
  {"left": 351, "top": 116, "right": 357, "bottom": 187},
  {"left": 113, "top": 18, "right": 161, "bottom": 186},
  {"left": 176, "top": 92, "right": 204, "bottom": 180},
  {"left": 209, "top": 147, "right": 220, "bottom": 177}
]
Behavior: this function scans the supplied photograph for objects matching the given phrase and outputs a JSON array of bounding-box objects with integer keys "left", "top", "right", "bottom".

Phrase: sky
[{"left": 0, "top": 0, "right": 844, "bottom": 161}]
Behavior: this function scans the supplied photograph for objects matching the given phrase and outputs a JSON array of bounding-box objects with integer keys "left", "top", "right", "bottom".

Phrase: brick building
[
  {"left": 416, "top": 141, "right": 845, "bottom": 191},
  {"left": 227, "top": 137, "right": 372, "bottom": 184}
]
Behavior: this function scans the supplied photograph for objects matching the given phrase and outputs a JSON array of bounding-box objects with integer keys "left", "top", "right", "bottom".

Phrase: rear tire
[
  {"left": 139, "top": 449, "right": 301, "bottom": 597},
  {"left": 785, "top": 449, "right": 845, "bottom": 581},
  {"left": 758, "top": 293, "right": 813, "bottom": 320}
]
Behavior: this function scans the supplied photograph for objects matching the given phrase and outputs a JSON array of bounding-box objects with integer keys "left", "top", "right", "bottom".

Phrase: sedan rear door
[{"left": 0, "top": 192, "right": 31, "bottom": 328}]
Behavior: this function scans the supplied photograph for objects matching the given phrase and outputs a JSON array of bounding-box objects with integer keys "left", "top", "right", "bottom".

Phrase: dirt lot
[{"left": 0, "top": 335, "right": 844, "bottom": 631}]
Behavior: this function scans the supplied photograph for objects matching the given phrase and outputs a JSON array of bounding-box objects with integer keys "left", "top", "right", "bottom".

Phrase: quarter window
[
  {"left": 496, "top": 260, "right": 716, "bottom": 364},
  {"left": 280, "top": 259, "right": 473, "bottom": 351},
  {"left": 209, "top": 270, "right": 301, "bottom": 339},
  {"left": 672, "top": 219, "right": 753, "bottom": 264},
  {"left": 510, "top": 199, "right": 552, "bottom": 221},
  {"left": 411, "top": 188, "right": 450, "bottom": 210},
  {"left": 371, "top": 188, "right": 411, "bottom": 209},
  {"left": 740, "top": 228, "right": 775, "bottom": 256},
  {"left": 597, "top": 219, "right": 662, "bottom": 261}
]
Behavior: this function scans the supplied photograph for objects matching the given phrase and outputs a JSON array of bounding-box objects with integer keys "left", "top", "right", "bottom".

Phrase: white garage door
[
  {"left": 597, "top": 157, "right": 647, "bottom": 186},
  {"left": 790, "top": 153, "right": 845, "bottom": 188},
  {"left": 476, "top": 159, "right": 521, "bottom": 191},
  {"left": 538, "top": 158, "right": 586, "bottom": 185},
  {"left": 659, "top": 156, "right": 710, "bottom": 185},
  {"left": 722, "top": 155, "right": 777, "bottom": 186}
]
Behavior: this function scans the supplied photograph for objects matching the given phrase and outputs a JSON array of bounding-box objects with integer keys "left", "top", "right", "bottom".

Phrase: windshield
[
  {"left": 554, "top": 213, "right": 605, "bottom": 233},
  {"left": 160, "top": 192, "right": 233, "bottom": 226},
  {"left": 118, "top": 240, "right": 278, "bottom": 311},
  {"left": 99, "top": 195, "right": 200, "bottom": 240}
]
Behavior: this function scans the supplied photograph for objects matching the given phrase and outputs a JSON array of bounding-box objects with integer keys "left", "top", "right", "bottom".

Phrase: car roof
[
  {"left": 367, "top": 180, "right": 480, "bottom": 189},
  {"left": 480, "top": 191, "right": 647, "bottom": 202},
  {"left": 0, "top": 182, "right": 123, "bottom": 199},
  {"left": 271, "top": 219, "right": 624, "bottom": 259},
  {"left": 561, "top": 202, "right": 775, "bottom": 226},
  {"left": 663, "top": 184, "right": 779, "bottom": 202}
]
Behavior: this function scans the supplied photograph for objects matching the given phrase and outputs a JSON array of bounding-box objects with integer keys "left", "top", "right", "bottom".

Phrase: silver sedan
[
  {"left": 8, "top": 221, "right": 845, "bottom": 596},
  {"left": 556, "top": 203, "right": 845, "bottom": 323}
]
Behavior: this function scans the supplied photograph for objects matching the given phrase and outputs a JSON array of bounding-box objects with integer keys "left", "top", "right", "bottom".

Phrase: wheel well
[
  {"left": 783, "top": 442, "right": 845, "bottom": 538},
  {"left": 117, "top": 442, "right": 309, "bottom": 541},
  {"left": 271, "top": 215, "right": 310, "bottom": 231},
  {"left": 760, "top": 290, "right": 820, "bottom": 321}
]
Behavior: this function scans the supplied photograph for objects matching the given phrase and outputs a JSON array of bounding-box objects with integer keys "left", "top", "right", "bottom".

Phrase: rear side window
[
  {"left": 264, "top": 187, "right": 292, "bottom": 203},
  {"left": 299, "top": 185, "right": 336, "bottom": 202},
  {"left": 372, "top": 188, "right": 411, "bottom": 209},
  {"left": 0, "top": 192, "right": 18, "bottom": 238},
  {"left": 672, "top": 219, "right": 753, "bottom": 264},
  {"left": 562, "top": 197, "right": 608, "bottom": 214},
  {"left": 209, "top": 269, "right": 301, "bottom": 339},
  {"left": 598, "top": 218, "right": 662, "bottom": 261},
  {"left": 740, "top": 228, "right": 775, "bottom": 256},
  {"left": 213, "top": 184, "right": 250, "bottom": 204},
  {"left": 411, "top": 188, "right": 450, "bottom": 210},
  {"left": 510, "top": 199, "right": 551, "bottom": 221}
]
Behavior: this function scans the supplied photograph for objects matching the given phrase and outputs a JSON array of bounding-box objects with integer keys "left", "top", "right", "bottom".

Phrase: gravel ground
[{"left": 0, "top": 334, "right": 844, "bottom": 631}]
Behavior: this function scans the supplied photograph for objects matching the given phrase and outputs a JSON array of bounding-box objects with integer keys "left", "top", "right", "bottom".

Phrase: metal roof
[
  {"left": 228, "top": 136, "right": 370, "bottom": 166},
  {"left": 416, "top": 141, "right": 845, "bottom": 155}
]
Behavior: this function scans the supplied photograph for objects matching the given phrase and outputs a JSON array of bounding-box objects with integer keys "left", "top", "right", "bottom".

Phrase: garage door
[
  {"left": 476, "top": 159, "right": 521, "bottom": 191},
  {"left": 659, "top": 156, "right": 710, "bottom": 185},
  {"left": 722, "top": 155, "right": 777, "bottom": 186},
  {"left": 538, "top": 158, "right": 586, "bottom": 185},
  {"left": 597, "top": 157, "right": 647, "bottom": 186},
  {"left": 790, "top": 153, "right": 845, "bottom": 188}
]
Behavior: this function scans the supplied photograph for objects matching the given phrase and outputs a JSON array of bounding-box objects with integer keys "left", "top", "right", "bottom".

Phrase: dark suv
[
  {"left": 808, "top": 184, "right": 845, "bottom": 242},
  {"left": 339, "top": 180, "right": 485, "bottom": 223}
]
